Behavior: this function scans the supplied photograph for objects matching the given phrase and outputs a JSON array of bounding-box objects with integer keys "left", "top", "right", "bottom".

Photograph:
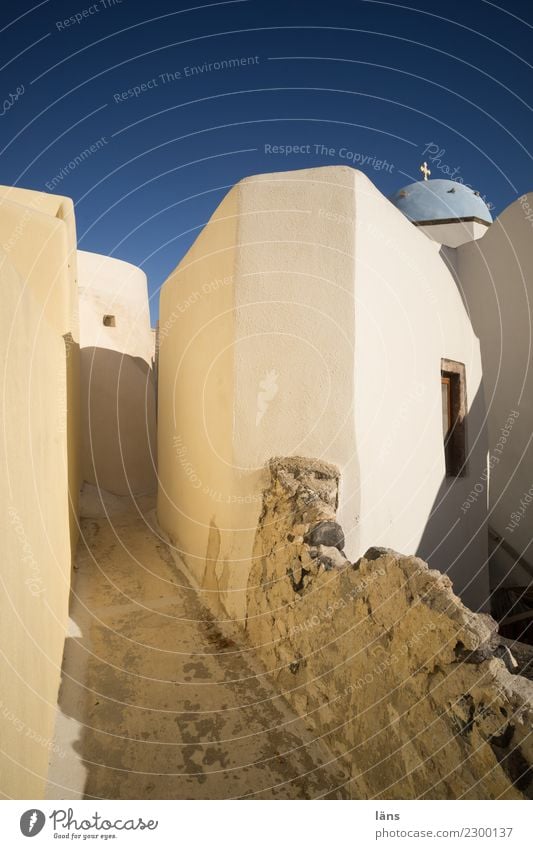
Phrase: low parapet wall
[{"left": 246, "top": 457, "right": 533, "bottom": 799}]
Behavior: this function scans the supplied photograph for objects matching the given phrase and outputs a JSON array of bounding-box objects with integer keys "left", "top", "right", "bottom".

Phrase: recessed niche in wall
[{"left": 103, "top": 315, "right": 116, "bottom": 327}]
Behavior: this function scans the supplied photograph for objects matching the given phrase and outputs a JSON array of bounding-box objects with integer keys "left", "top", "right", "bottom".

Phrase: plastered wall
[
  {"left": 157, "top": 167, "right": 358, "bottom": 621},
  {"left": 457, "top": 193, "right": 533, "bottom": 589},
  {"left": 0, "top": 252, "right": 71, "bottom": 798},
  {"left": 353, "top": 172, "right": 488, "bottom": 610},
  {"left": 157, "top": 183, "right": 239, "bottom": 613},
  {"left": 0, "top": 186, "right": 81, "bottom": 798},
  {"left": 158, "top": 165, "right": 489, "bottom": 620},
  {"left": 78, "top": 251, "right": 157, "bottom": 496},
  {"left": 0, "top": 185, "right": 81, "bottom": 559}
]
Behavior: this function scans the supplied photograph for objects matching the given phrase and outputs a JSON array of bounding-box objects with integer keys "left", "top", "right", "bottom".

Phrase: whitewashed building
[{"left": 157, "top": 165, "right": 533, "bottom": 617}]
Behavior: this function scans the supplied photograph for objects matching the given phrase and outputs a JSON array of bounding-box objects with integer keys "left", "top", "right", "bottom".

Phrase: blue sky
[{"left": 1, "top": 0, "right": 531, "bottom": 323}]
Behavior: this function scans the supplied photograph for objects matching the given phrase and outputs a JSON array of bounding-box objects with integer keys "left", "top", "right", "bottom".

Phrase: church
[
  {"left": 1, "top": 165, "right": 532, "bottom": 800},
  {"left": 157, "top": 162, "right": 532, "bottom": 620}
]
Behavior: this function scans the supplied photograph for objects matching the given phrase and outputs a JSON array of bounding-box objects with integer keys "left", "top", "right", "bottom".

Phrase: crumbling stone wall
[{"left": 246, "top": 457, "right": 533, "bottom": 799}]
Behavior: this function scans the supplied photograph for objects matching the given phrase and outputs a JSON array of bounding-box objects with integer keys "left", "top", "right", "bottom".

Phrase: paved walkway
[{"left": 46, "top": 487, "right": 349, "bottom": 799}]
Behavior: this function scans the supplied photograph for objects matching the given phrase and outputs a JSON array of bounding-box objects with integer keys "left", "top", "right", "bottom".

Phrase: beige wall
[
  {"left": 0, "top": 186, "right": 82, "bottom": 798},
  {"left": 0, "top": 186, "right": 81, "bottom": 559},
  {"left": 157, "top": 185, "right": 239, "bottom": 612},
  {"left": 0, "top": 252, "right": 71, "bottom": 798},
  {"left": 78, "top": 251, "right": 157, "bottom": 496},
  {"left": 0, "top": 186, "right": 78, "bottom": 338},
  {"left": 157, "top": 167, "right": 358, "bottom": 620},
  {"left": 158, "top": 165, "right": 489, "bottom": 619},
  {"left": 458, "top": 194, "right": 533, "bottom": 589}
]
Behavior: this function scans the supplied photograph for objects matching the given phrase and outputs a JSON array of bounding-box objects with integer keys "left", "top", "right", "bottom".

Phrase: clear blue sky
[{"left": 1, "top": 0, "right": 531, "bottom": 323}]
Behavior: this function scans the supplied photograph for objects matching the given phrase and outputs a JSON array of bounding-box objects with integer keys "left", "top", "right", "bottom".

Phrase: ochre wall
[
  {"left": 0, "top": 186, "right": 81, "bottom": 798},
  {"left": 0, "top": 252, "right": 71, "bottom": 798},
  {"left": 157, "top": 167, "right": 358, "bottom": 621},
  {"left": 0, "top": 186, "right": 81, "bottom": 560},
  {"left": 157, "top": 185, "right": 238, "bottom": 610}
]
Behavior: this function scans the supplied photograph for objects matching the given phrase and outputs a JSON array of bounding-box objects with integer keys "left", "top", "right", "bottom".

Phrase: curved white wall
[{"left": 78, "top": 251, "right": 157, "bottom": 496}]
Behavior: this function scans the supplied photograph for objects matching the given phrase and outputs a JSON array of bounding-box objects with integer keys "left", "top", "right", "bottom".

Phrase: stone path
[{"left": 46, "top": 487, "right": 349, "bottom": 799}]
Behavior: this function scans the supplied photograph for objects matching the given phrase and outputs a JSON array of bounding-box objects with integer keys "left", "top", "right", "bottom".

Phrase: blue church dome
[{"left": 390, "top": 178, "right": 493, "bottom": 224}]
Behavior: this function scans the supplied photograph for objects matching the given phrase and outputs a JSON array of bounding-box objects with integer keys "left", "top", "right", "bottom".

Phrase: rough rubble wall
[{"left": 246, "top": 457, "right": 533, "bottom": 799}]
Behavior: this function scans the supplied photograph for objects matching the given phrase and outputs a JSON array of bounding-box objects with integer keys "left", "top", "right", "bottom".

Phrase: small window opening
[
  {"left": 103, "top": 314, "right": 116, "bottom": 327},
  {"left": 441, "top": 359, "right": 467, "bottom": 477}
]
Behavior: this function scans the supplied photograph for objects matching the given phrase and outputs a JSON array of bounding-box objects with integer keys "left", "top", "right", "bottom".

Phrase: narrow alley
[{"left": 45, "top": 486, "right": 349, "bottom": 800}]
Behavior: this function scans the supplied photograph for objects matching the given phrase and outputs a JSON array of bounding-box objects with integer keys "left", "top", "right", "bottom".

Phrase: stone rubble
[{"left": 246, "top": 456, "right": 533, "bottom": 799}]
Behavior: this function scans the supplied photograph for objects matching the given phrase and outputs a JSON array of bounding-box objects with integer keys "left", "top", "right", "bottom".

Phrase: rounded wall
[
  {"left": 78, "top": 251, "right": 157, "bottom": 496},
  {"left": 417, "top": 220, "right": 490, "bottom": 248},
  {"left": 78, "top": 250, "right": 153, "bottom": 363}
]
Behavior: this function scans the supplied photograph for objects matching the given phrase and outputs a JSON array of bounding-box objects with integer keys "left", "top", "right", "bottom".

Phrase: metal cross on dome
[{"left": 420, "top": 161, "right": 431, "bottom": 181}]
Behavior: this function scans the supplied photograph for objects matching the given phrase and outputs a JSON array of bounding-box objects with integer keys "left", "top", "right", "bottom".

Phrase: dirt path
[{"left": 46, "top": 486, "right": 349, "bottom": 799}]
